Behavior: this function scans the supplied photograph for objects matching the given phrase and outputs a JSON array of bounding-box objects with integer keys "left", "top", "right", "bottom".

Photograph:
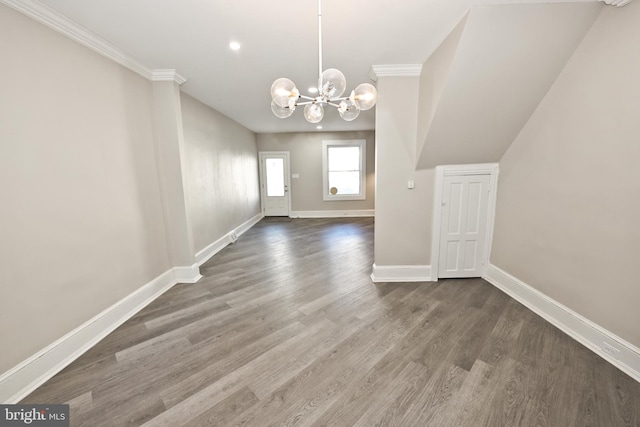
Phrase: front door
[
  {"left": 438, "top": 174, "right": 491, "bottom": 278},
  {"left": 259, "top": 152, "right": 290, "bottom": 217}
]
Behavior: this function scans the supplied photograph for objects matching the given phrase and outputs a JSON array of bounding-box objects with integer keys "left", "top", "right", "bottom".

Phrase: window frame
[{"left": 321, "top": 139, "right": 367, "bottom": 201}]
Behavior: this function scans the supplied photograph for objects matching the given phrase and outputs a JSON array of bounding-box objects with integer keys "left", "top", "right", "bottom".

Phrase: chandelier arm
[
  {"left": 327, "top": 102, "right": 342, "bottom": 108},
  {"left": 328, "top": 97, "right": 349, "bottom": 102},
  {"left": 296, "top": 101, "right": 314, "bottom": 106},
  {"left": 299, "top": 95, "right": 316, "bottom": 101}
]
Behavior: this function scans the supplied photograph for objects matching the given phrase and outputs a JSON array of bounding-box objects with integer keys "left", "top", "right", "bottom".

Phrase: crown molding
[
  {"left": 0, "top": 0, "right": 186, "bottom": 85},
  {"left": 600, "top": 0, "right": 633, "bottom": 6},
  {"left": 152, "top": 69, "right": 187, "bottom": 85},
  {"left": 369, "top": 64, "right": 423, "bottom": 81}
]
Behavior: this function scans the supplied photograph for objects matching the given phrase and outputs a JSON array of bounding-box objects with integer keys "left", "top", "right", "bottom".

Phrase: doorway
[
  {"left": 431, "top": 164, "right": 498, "bottom": 279},
  {"left": 258, "top": 151, "right": 291, "bottom": 217}
]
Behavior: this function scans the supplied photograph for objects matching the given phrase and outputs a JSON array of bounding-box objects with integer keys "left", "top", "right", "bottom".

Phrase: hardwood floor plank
[
  {"left": 65, "top": 391, "right": 93, "bottom": 426},
  {"left": 22, "top": 354, "right": 117, "bottom": 404},
  {"left": 395, "top": 362, "right": 468, "bottom": 427},
  {"left": 114, "top": 335, "right": 191, "bottom": 363},
  {"left": 167, "top": 320, "right": 307, "bottom": 407},
  {"left": 229, "top": 300, "right": 438, "bottom": 427},
  {"left": 449, "top": 303, "right": 503, "bottom": 371},
  {"left": 147, "top": 319, "right": 338, "bottom": 425},
  {"left": 247, "top": 316, "right": 364, "bottom": 400},
  {"left": 311, "top": 302, "right": 445, "bottom": 426},
  {"left": 185, "top": 297, "right": 306, "bottom": 346},
  {"left": 477, "top": 299, "right": 525, "bottom": 366},
  {"left": 594, "top": 359, "right": 640, "bottom": 426},
  {"left": 482, "top": 357, "right": 531, "bottom": 427},
  {"left": 296, "top": 283, "right": 362, "bottom": 315},
  {"left": 451, "top": 359, "right": 498, "bottom": 427},
  {"left": 350, "top": 361, "right": 430, "bottom": 426},
  {"left": 189, "top": 387, "right": 259, "bottom": 427},
  {"left": 142, "top": 297, "right": 231, "bottom": 331},
  {"left": 131, "top": 285, "right": 214, "bottom": 324}
]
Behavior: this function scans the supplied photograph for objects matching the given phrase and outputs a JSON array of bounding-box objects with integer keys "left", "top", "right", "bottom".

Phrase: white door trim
[
  {"left": 258, "top": 151, "right": 292, "bottom": 217},
  {"left": 431, "top": 163, "right": 499, "bottom": 281}
]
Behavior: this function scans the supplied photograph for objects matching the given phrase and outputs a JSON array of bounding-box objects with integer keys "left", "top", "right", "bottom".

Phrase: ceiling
[{"left": 35, "top": 0, "right": 599, "bottom": 134}]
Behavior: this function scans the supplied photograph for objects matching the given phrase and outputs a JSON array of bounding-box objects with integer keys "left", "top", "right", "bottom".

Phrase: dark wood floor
[{"left": 23, "top": 218, "right": 640, "bottom": 426}]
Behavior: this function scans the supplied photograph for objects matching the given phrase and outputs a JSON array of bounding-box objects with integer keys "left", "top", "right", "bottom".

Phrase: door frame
[
  {"left": 258, "top": 151, "right": 292, "bottom": 217},
  {"left": 431, "top": 163, "right": 499, "bottom": 280}
]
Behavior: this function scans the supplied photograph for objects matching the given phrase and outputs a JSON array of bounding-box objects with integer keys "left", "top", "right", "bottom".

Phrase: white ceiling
[{"left": 35, "top": 0, "right": 598, "bottom": 134}]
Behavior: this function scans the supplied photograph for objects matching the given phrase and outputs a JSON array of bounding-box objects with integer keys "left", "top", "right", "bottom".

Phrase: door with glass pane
[{"left": 259, "top": 152, "right": 290, "bottom": 217}]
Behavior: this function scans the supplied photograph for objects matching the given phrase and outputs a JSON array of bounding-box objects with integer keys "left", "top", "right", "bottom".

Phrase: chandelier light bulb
[
  {"left": 271, "top": 78, "right": 299, "bottom": 108},
  {"left": 338, "top": 99, "right": 360, "bottom": 121},
  {"left": 304, "top": 104, "right": 324, "bottom": 123},
  {"left": 320, "top": 68, "right": 347, "bottom": 98},
  {"left": 271, "top": 100, "right": 294, "bottom": 119},
  {"left": 353, "top": 83, "right": 378, "bottom": 111}
]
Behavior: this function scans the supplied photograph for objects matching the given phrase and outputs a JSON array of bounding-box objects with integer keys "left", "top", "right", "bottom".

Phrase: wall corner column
[
  {"left": 151, "top": 80, "right": 200, "bottom": 281},
  {"left": 371, "top": 67, "right": 436, "bottom": 282}
]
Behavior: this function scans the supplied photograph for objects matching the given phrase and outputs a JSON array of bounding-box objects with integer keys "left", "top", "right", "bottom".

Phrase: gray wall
[
  {"left": 181, "top": 94, "right": 260, "bottom": 254},
  {"left": 491, "top": 1, "right": 640, "bottom": 348},
  {"left": 256, "top": 131, "right": 375, "bottom": 213},
  {"left": 0, "top": 5, "right": 170, "bottom": 372}
]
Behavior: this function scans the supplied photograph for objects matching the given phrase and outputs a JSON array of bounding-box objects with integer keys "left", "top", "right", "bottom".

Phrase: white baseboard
[
  {"left": 484, "top": 264, "right": 640, "bottom": 383},
  {"left": 173, "top": 263, "right": 202, "bottom": 283},
  {"left": 195, "top": 213, "right": 263, "bottom": 266},
  {"left": 370, "top": 264, "right": 433, "bottom": 283},
  {"left": 0, "top": 265, "right": 202, "bottom": 403},
  {"left": 290, "top": 209, "right": 374, "bottom": 218}
]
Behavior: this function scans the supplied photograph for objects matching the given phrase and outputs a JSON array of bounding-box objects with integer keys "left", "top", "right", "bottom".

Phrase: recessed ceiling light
[
  {"left": 316, "top": 125, "right": 323, "bottom": 130},
  {"left": 308, "top": 87, "right": 318, "bottom": 94},
  {"left": 229, "top": 41, "right": 241, "bottom": 51}
]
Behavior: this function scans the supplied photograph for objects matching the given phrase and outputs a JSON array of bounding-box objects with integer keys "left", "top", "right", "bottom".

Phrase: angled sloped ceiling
[
  {"left": 416, "top": 12, "right": 469, "bottom": 163},
  {"left": 416, "top": 2, "right": 603, "bottom": 170}
]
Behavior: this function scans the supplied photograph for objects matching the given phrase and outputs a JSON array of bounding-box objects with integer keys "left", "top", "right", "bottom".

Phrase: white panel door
[
  {"left": 259, "top": 152, "right": 290, "bottom": 217},
  {"left": 438, "top": 174, "right": 491, "bottom": 278}
]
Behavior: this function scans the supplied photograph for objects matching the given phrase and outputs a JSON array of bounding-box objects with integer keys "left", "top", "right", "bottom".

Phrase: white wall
[
  {"left": 181, "top": 94, "right": 260, "bottom": 254},
  {"left": 491, "top": 1, "right": 640, "bottom": 348},
  {"left": 374, "top": 76, "right": 434, "bottom": 267},
  {"left": 416, "top": 13, "right": 468, "bottom": 163},
  {"left": 0, "top": 5, "right": 170, "bottom": 373},
  {"left": 256, "top": 131, "right": 375, "bottom": 213},
  {"left": 0, "top": 3, "right": 262, "bottom": 383}
]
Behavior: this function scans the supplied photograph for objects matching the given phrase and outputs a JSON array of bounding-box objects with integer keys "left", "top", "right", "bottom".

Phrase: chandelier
[{"left": 269, "top": 0, "right": 377, "bottom": 123}]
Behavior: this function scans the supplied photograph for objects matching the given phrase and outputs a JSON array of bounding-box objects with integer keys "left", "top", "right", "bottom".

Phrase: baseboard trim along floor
[
  {"left": 484, "top": 263, "right": 640, "bottom": 383},
  {"left": 195, "top": 213, "right": 263, "bottom": 266},
  {"left": 290, "top": 210, "right": 374, "bottom": 218},
  {"left": 0, "top": 265, "right": 202, "bottom": 403},
  {"left": 370, "top": 264, "right": 433, "bottom": 283}
]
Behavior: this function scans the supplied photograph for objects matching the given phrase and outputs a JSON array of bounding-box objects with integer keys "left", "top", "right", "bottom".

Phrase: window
[{"left": 322, "top": 140, "right": 366, "bottom": 201}]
